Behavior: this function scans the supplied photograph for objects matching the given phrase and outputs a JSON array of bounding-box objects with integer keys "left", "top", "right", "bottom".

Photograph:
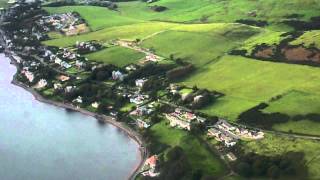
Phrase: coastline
[{"left": 6, "top": 53, "right": 147, "bottom": 180}]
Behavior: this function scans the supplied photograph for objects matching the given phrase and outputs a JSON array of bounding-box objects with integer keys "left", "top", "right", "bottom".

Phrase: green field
[
  {"left": 141, "top": 23, "right": 259, "bottom": 67},
  {"left": 85, "top": 46, "right": 145, "bottom": 67},
  {"left": 43, "top": 22, "right": 179, "bottom": 47},
  {"left": 262, "top": 91, "right": 320, "bottom": 135},
  {"left": 239, "top": 30, "right": 288, "bottom": 55},
  {"left": 0, "top": 0, "right": 7, "bottom": 8},
  {"left": 182, "top": 55, "right": 320, "bottom": 120},
  {"left": 117, "top": 0, "right": 320, "bottom": 28},
  {"left": 290, "top": 30, "right": 320, "bottom": 49},
  {"left": 44, "top": 6, "right": 143, "bottom": 31},
  {"left": 150, "top": 121, "right": 227, "bottom": 177},
  {"left": 242, "top": 134, "right": 320, "bottom": 179}
]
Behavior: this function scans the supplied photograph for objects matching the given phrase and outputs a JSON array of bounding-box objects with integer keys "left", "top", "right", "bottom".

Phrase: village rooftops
[
  {"left": 216, "top": 119, "right": 236, "bottom": 131},
  {"left": 58, "top": 75, "right": 70, "bottom": 82},
  {"left": 35, "top": 79, "right": 47, "bottom": 89},
  {"left": 136, "top": 118, "right": 151, "bottom": 129},
  {"left": 145, "top": 155, "right": 158, "bottom": 168},
  {"left": 112, "top": 70, "right": 125, "bottom": 81},
  {"left": 226, "top": 152, "right": 237, "bottom": 161},
  {"left": 165, "top": 108, "right": 199, "bottom": 131},
  {"left": 135, "top": 78, "right": 148, "bottom": 88}
]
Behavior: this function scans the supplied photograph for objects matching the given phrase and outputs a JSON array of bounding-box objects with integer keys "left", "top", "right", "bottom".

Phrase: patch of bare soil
[
  {"left": 252, "top": 45, "right": 320, "bottom": 64},
  {"left": 282, "top": 46, "right": 320, "bottom": 62},
  {"left": 254, "top": 46, "right": 275, "bottom": 59}
]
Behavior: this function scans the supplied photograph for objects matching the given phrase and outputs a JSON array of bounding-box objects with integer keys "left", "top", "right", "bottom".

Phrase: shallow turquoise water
[{"left": 0, "top": 54, "right": 140, "bottom": 180}]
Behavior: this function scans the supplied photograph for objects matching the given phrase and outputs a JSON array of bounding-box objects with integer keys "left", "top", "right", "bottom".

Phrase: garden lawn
[
  {"left": 47, "top": 31, "right": 64, "bottom": 39},
  {"left": 85, "top": 46, "right": 144, "bottom": 67},
  {"left": 242, "top": 133, "right": 320, "bottom": 179},
  {"left": 150, "top": 121, "right": 227, "bottom": 177},
  {"left": 182, "top": 55, "right": 320, "bottom": 120}
]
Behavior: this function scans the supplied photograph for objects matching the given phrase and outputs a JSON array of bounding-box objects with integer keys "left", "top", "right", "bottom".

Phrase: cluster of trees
[
  {"left": 234, "top": 152, "right": 308, "bottom": 179},
  {"left": 150, "top": 5, "right": 167, "bottom": 12},
  {"left": 236, "top": 19, "right": 268, "bottom": 27},
  {"left": 238, "top": 103, "right": 290, "bottom": 129},
  {"left": 141, "top": 146, "right": 192, "bottom": 180},
  {"left": 89, "top": 64, "right": 117, "bottom": 81},
  {"left": 125, "top": 63, "right": 174, "bottom": 83},
  {"left": 166, "top": 64, "right": 194, "bottom": 80},
  {"left": 283, "top": 16, "right": 320, "bottom": 31},
  {"left": 158, "top": 146, "right": 191, "bottom": 180},
  {"left": 44, "top": 0, "right": 118, "bottom": 10},
  {"left": 235, "top": 30, "right": 320, "bottom": 67}
]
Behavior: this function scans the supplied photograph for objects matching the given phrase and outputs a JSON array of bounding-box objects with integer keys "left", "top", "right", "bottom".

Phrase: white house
[
  {"left": 36, "top": 79, "right": 47, "bottom": 89},
  {"left": 91, "top": 102, "right": 99, "bottom": 108},
  {"left": 112, "top": 71, "right": 125, "bottom": 81},
  {"left": 135, "top": 78, "right": 148, "bottom": 88},
  {"left": 73, "top": 96, "right": 83, "bottom": 104}
]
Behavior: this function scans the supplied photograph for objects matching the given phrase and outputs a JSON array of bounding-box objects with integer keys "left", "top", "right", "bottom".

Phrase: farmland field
[
  {"left": 182, "top": 55, "right": 320, "bottom": 120},
  {"left": 44, "top": 6, "right": 143, "bottom": 31},
  {"left": 43, "top": 22, "right": 179, "bottom": 47},
  {"left": 263, "top": 91, "right": 320, "bottom": 135},
  {"left": 0, "top": 0, "right": 7, "bottom": 8},
  {"left": 141, "top": 23, "right": 260, "bottom": 67},
  {"left": 118, "top": 0, "right": 320, "bottom": 29},
  {"left": 85, "top": 46, "right": 145, "bottom": 67}
]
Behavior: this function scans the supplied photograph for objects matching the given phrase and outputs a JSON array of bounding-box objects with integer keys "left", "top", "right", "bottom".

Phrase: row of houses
[
  {"left": 208, "top": 119, "right": 264, "bottom": 147},
  {"left": 165, "top": 108, "right": 205, "bottom": 131},
  {"left": 41, "top": 12, "right": 85, "bottom": 33},
  {"left": 75, "top": 41, "right": 101, "bottom": 53},
  {"left": 208, "top": 127, "right": 238, "bottom": 147},
  {"left": 43, "top": 47, "right": 87, "bottom": 70}
]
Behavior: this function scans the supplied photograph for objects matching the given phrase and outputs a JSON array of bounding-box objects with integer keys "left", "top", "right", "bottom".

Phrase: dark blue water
[{"left": 0, "top": 54, "right": 141, "bottom": 180}]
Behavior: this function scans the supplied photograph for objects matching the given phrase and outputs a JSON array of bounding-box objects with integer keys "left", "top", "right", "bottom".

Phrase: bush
[
  {"left": 236, "top": 19, "right": 268, "bottom": 27},
  {"left": 166, "top": 64, "right": 194, "bottom": 80},
  {"left": 234, "top": 152, "right": 308, "bottom": 179}
]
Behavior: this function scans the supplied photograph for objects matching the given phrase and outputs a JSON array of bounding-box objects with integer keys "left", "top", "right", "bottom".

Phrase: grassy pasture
[
  {"left": 150, "top": 120, "right": 227, "bottom": 177},
  {"left": 118, "top": 0, "right": 320, "bottom": 29},
  {"left": 242, "top": 133, "right": 320, "bottom": 179},
  {"left": 0, "top": 0, "right": 7, "bottom": 8},
  {"left": 239, "top": 30, "right": 287, "bottom": 55},
  {"left": 182, "top": 55, "right": 320, "bottom": 120},
  {"left": 262, "top": 91, "right": 320, "bottom": 135},
  {"left": 290, "top": 30, "right": 320, "bottom": 49},
  {"left": 43, "top": 22, "right": 179, "bottom": 47},
  {"left": 141, "top": 23, "right": 259, "bottom": 67},
  {"left": 44, "top": 6, "right": 143, "bottom": 31},
  {"left": 264, "top": 91, "right": 320, "bottom": 116},
  {"left": 85, "top": 46, "right": 144, "bottom": 67}
]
